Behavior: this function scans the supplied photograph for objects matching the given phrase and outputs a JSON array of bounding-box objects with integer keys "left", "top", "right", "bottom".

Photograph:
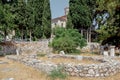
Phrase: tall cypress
[
  {"left": 42, "top": 0, "right": 51, "bottom": 38},
  {"left": 30, "top": 0, "right": 51, "bottom": 39},
  {"left": 34, "top": 0, "right": 44, "bottom": 39}
]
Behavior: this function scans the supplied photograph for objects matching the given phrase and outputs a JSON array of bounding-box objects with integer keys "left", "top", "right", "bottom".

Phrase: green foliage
[
  {"left": 37, "top": 53, "right": 46, "bottom": 57},
  {"left": 96, "top": 25, "right": 118, "bottom": 42},
  {"left": 0, "top": 2, "right": 16, "bottom": 39},
  {"left": 66, "top": 14, "right": 73, "bottom": 29},
  {"left": 0, "top": 0, "right": 51, "bottom": 40},
  {"left": 48, "top": 66, "right": 67, "bottom": 80},
  {"left": 42, "top": 0, "right": 51, "bottom": 38},
  {"left": 68, "top": 0, "right": 94, "bottom": 30},
  {"left": 95, "top": 0, "right": 120, "bottom": 44},
  {"left": 50, "top": 27, "right": 87, "bottom": 53}
]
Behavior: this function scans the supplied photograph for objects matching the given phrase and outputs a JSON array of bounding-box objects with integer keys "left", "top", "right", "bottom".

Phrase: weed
[
  {"left": 48, "top": 66, "right": 67, "bottom": 80},
  {"left": 37, "top": 53, "right": 46, "bottom": 57}
]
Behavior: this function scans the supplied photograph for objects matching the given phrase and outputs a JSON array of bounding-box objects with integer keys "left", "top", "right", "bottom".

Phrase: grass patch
[
  {"left": 48, "top": 66, "right": 68, "bottom": 80},
  {"left": 37, "top": 53, "right": 46, "bottom": 57}
]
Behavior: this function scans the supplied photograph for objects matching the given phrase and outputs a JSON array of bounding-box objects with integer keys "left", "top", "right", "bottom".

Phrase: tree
[
  {"left": 0, "top": 1, "right": 16, "bottom": 40},
  {"left": 15, "top": 0, "right": 28, "bottom": 40},
  {"left": 66, "top": 14, "right": 73, "bottom": 29},
  {"left": 95, "top": 0, "right": 120, "bottom": 45},
  {"left": 96, "top": 25, "right": 118, "bottom": 42},
  {"left": 69, "top": 0, "right": 93, "bottom": 29},
  {"left": 67, "top": 0, "right": 96, "bottom": 42},
  {"left": 42, "top": 0, "right": 51, "bottom": 38},
  {"left": 29, "top": 0, "right": 51, "bottom": 39},
  {"left": 0, "top": 0, "right": 52, "bottom": 41},
  {"left": 32, "top": 0, "right": 44, "bottom": 39}
]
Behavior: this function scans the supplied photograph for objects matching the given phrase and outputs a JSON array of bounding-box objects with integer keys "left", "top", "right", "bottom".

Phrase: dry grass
[
  {"left": 0, "top": 57, "right": 48, "bottom": 80},
  {"left": 38, "top": 56, "right": 100, "bottom": 64},
  {"left": 80, "top": 53, "right": 101, "bottom": 56}
]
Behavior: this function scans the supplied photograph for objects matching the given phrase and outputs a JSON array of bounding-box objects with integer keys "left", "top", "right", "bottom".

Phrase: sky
[{"left": 50, "top": 0, "right": 69, "bottom": 19}]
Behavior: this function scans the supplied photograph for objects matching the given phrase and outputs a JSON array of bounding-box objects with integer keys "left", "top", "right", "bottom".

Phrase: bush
[
  {"left": 48, "top": 66, "right": 67, "bottom": 80},
  {"left": 50, "top": 27, "right": 87, "bottom": 53}
]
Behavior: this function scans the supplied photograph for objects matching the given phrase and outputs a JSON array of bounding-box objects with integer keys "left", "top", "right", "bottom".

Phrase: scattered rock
[
  {"left": 76, "top": 56, "right": 83, "bottom": 60},
  {"left": 2, "top": 78, "right": 14, "bottom": 80},
  {"left": 59, "top": 51, "right": 65, "bottom": 55},
  {"left": 0, "top": 61, "right": 8, "bottom": 64}
]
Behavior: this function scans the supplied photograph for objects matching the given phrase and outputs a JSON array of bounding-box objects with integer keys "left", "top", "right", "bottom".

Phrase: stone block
[{"left": 88, "top": 69, "right": 95, "bottom": 75}]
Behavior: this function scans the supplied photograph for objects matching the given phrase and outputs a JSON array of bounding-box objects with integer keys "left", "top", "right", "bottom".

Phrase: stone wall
[
  {"left": 16, "top": 40, "right": 51, "bottom": 54},
  {"left": 6, "top": 54, "right": 57, "bottom": 74},
  {"left": 64, "top": 59, "right": 120, "bottom": 77},
  {"left": 6, "top": 54, "right": 120, "bottom": 77},
  {"left": 0, "top": 41, "right": 17, "bottom": 55},
  {"left": 0, "top": 40, "right": 51, "bottom": 55},
  {"left": 81, "top": 42, "right": 100, "bottom": 52}
]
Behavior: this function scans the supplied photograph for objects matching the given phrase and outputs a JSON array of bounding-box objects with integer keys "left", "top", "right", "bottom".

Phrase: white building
[{"left": 51, "top": 7, "right": 69, "bottom": 28}]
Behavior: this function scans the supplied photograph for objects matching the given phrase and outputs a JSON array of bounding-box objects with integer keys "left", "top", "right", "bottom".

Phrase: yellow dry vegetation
[
  {"left": 0, "top": 57, "right": 48, "bottom": 80},
  {"left": 38, "top": 56, "right": 100, "bottom": 64}
]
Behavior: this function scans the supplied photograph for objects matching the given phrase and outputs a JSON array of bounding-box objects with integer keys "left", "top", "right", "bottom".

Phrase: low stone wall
[
  {"left": 6, "top": 54, "right": 120, "bottom": 77},
  {"left": 0, "top": 40, "right": 51, "bottom": 55},
  {"left": 16, "top": 40, "right": 51, "bottom": 54},
  {"left": 6, "top": 54, "right": 57, "bottom": 74},
  {"left": 0, "top": 41, "right": 17, "bottom": 55},
  {"left": 81, "top": 42, "right": 100, "bottom": 52},
  {"left": 64, "top": 60, "right": 120, "bottom": 77}
]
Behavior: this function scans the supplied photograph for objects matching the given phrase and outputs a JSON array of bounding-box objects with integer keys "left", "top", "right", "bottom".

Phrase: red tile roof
[{"left": 52, "top": 15, "right": 67, "bottom": 23}]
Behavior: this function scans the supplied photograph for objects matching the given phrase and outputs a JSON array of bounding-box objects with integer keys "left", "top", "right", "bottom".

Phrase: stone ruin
[
  {"left": 1, "top": 41, "right": 120, "bottom": 77},
  {"left": 0, "top": 41, "right": 17, "bottom": 56},
  {"left": 0, "top": 40, "right": 51, "bottom": 56},
  {"left": 6, "top": 54, "right": 120, "bottom": 77}
]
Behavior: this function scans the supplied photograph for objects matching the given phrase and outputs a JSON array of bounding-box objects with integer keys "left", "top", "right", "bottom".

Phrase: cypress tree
[
  {"left": 31, "top": 0, "right": 44, "bottom": 39},
  {"left": 42, "top": 0, "right": 51, "bottom": 38}
]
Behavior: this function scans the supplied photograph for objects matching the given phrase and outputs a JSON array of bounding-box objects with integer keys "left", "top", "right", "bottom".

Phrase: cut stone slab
[
  {"left": 2, "top": 78, "right": 15, "bottom": 80},
  {"left": 0, "top": 61, "right": 8, "bottom": 64},
  {"left": 76, "top": 56, "right": 83, "bottom": 60}
]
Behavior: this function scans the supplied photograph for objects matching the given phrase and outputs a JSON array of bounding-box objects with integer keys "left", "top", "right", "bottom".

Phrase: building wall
[
  {"left": 52, "top": 20, "right": 66, "bottom": 28},
  {"left": 51, "top": 7, "right": 69, "bottom": 28}
]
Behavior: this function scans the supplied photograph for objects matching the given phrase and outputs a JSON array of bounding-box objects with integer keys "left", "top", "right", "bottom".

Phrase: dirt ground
[
  {"left": 0, "top": 57, "right": 48, "bottom": 80},
  {"left": 0, "top": 56, "right": 120, "bottom": 80}
]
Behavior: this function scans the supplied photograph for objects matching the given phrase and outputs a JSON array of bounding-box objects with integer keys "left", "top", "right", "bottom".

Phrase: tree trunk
[
  {"left": 21, "top": 28, "right": 23, "bottom": 41},
  {"left": 4, "top": 30, "right": 7, "bottom": 41},
  {"left": 81, "top": 29, "right": 83, "bottom": 36},
  {"left": 89, "top": 27, "right": 91, "bottom": 43},
  {"left": 29, "top": 29, "right": 32, "bottom": 42},
  {"left": 87, "top": 29, "right": 89, "bottom": 43}
]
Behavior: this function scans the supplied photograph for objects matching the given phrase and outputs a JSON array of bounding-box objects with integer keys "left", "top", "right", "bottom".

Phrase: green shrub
[
  {"left": 50, "top": 27, "right": 87, "bottom": 53},
  {"left": 48, "top": 66, "right": 67, "bottom": 80}
]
